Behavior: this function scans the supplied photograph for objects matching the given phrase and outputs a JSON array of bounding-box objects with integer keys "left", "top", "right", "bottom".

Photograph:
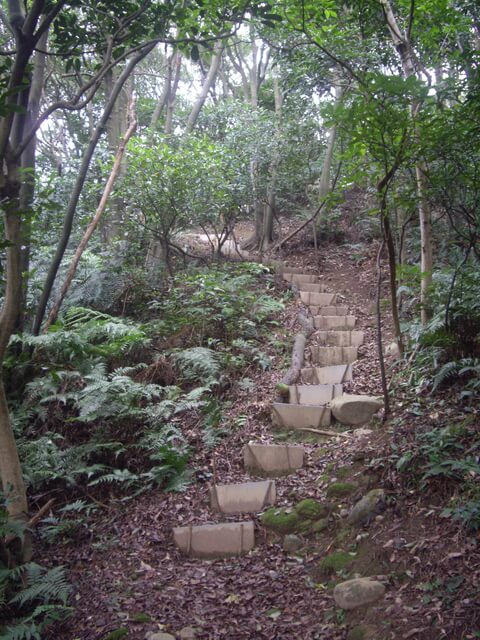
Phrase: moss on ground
[
  {"left": 326, "top": 482, "right": 357, "bottom": 498},
  {"left": 318, "top": 550, "right": 355, "bottom": 575},
  {"left": 261, "top": 508, "right": 300, "bottom": 534},
  {"left": 262, "top": 499, "right": 333, "bottom": 535}
]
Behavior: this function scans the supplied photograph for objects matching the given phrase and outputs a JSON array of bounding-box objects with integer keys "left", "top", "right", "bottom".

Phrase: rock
[
  {"left": 145, "top": 634, "right": 176, "bottom": 640},
  {"left": 330, "top": 394, "right": 384, "bottom": 426},
  {"left": 283, "top": 534, "right": 303, "bottom": 552},
  {"left": 347, "top": 489, "right": 386, "bottom": 526},
  {"left": 179, "top": 627, "right": 197, "bottom": 640},
  {"left": 385, "top": 341, "right": 401, "bottom": 358},
  {"left": 326, "top": 481, "right": 357, "bottom": 499},
  {"left": 333, "top": 578, "right": 386, "bottom": 610}
]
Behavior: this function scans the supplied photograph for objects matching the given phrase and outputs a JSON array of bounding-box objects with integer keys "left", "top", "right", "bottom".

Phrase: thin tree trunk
[
  {"left": 32, "top": 44, "right": 155, "bottom": 335},
  {"left": 376, "top": 240, "right": 390, "bottom": 417},
  {"left": 164, "top": 51, "right": 181, "bottom": 135},
  {"left": 315, "top": 80, "right": 343, "bottom": 234},
  {"left": 44, "top": 100, "right": 137, "bottom": 330},
  {"left": 185, "top": 41, "right": 224, "bottom": 134},
  {"left": 380, "top": 0, "right": 433, "bottom": 322},
  {"left": 19, "top": 28, "right": 48, "bottom": 329},
  {"left": 149, "top": 48, "right": 171, "bottom": 130}
]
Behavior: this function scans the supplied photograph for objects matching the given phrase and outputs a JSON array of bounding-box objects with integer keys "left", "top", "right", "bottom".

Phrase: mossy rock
[
  {"left": 103, "top": 629, "right": 129, "bottom": 640},
  {"left": 311, "top": 518, "right": 329, "bottom": 533},
  {"left": 318, "top": 550, "right": 355, "bottom": 576},
  {"left": 326, "top": 482, "right": 357, "bottom": 499},
  {"left": 261, "top": 507, "right": 301, "bottom": 534},
  {"left": 295, "top": 498, "right": 330, "bottom": 520}
]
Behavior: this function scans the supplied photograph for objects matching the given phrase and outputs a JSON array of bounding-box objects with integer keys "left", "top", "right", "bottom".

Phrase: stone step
[
  {"left": 173, "top": 521, "right": 255, "bottom": 558},
  {"left": 301, "top": 364, "right": 353, "bottom": 384},
  {"left": 288, "top": 383, "right": 343, "bottom": 405},
  {"left": 277, "top": 264, "right": 309, "bottom": 275},
  {"left": 272, "top": 402, "right": 331, "bottom": 429},
  {"left": 282, "top": 273, "right": 320, "bottom": 285},
  {"left": 297, "top": 283, "right": 330, "bottom": 293},
  {"left": 243, "top": 442, "right": 304, "bottom": 476},
  {"left": 209, "top": 480, "right": 276, "bottom": 513},
  {"left": 330, "top": 394, "right": 384, "bottom": 425},
  {"left": 310, "top": 305, "right": 349, "bottom": 316},
  {"left": 300, "top": 291, "right": 337, "bottom": 306},
  {"left": 317, "top": 330, "right": 364, "bottom": 347},
  {"left": 310, "top": 345, "right": 358, "bottom": 366},
  {"left": 313, "top": 315, "right": 356, "bottom": 330}
]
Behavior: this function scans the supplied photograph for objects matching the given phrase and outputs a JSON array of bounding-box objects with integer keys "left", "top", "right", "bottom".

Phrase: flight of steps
[{"left": 172, "top": 263, "right": 382, "bottom": 559}]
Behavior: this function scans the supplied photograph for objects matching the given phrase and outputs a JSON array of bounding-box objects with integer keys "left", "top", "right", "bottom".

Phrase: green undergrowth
[
  {"left": 8, "top": 262, "right": 285, "bottom": 506},
  {"left": 2, "top": 262, "right": 287, "bottom": 636}
]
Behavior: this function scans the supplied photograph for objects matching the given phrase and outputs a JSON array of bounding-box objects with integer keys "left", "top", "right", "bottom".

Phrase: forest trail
[{"left": 51, "top": 243, "right": 477, "bottom": 640}]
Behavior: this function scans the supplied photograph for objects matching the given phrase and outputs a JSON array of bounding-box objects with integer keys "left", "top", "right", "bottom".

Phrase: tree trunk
[
  {"left": 315, "top": 80, "right": 343, "bottom": 233},
  {"left": 185, "top": 41, "right": 224, "bottom": 134},
  {"left": 164, "top": 51, "right": 182, "bottom": 135},
  {"left": 18, "top": 29, "right": 48, "bottom": 330},
  {"left": 32, "top": 44, "right": 155, "bottom": 335},
  {"left": 380, "top": 0, "right": 433, "bottom": 322},
  {"left": 44, "top": 101, "right": 137, "bottom": 330},
  {"left": 102, "top": 65, "right": 130, "bottom": 243}
]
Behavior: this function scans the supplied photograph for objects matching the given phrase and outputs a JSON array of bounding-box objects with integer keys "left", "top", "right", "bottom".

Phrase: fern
[
  {"left": 174, "top": 347, "right": 220, "bottom": 384},
  {"left": 9, "top": 564, "right": 71, "bottom": 607},
  {"left": 432, "top": 358, "right": 480, "bottom": 392}
]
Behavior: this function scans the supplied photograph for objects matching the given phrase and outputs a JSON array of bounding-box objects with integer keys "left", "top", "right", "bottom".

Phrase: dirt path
[{"left": 48, "top": 239, "right": 478, "bottom": 640}]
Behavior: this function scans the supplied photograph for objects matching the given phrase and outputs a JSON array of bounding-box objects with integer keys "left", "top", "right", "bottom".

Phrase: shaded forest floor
[{"left": 45, "top": 225, "right": 479, "bottom": 640}]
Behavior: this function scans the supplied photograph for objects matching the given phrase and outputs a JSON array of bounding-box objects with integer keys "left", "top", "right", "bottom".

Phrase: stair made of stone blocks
[
  {"left": 288, "top": 383, "right": 343, "bottom": 404},
  {"left": 271, "top": 402, "right": 332, "bottom": 429},
  {"left": 316, "top": 330, "right": 364, "bottom": 347},
  {"left": 300, "top": 364, "right": 353, "bottom": 384},
  {"left": 209, "top": 480, "right": 276, "bottom": 513},
  {"left": 313, "top": 315, "right": 356, "bottom": 330},
  {"left": 300, "top": 291, "right": 337, "bottom": 306},
  {"left": 309, "top": 345, "right": 358, "bottom": 366},
  {"left": 243, "top": 442, "right": 304, "bottom": 476},
  {"left": 173, "top": 521, "right": 255, "bottom": 559},
  {"left": 310, "top": 304, "right": 349, "bottom": 316}
]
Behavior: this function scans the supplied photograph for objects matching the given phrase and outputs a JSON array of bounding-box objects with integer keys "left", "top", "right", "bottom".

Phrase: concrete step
[
  {"left": 300, "top": 364, "right": 353, "bottom": 384},
  {"left": 173, "top": 521, "right": 255, "bottom": 559},
  {"left": 272, "top": 402, "right": 331, "bottom": 429},
  {"left": 310, "top": 345, "right": 358, "bottom": 366},
  {"left": 289, "top": 383, "right": 343, "bottom": 405},
  {"left": 313, "top": 315, "right": 356, "bottom": 330},
  {"left": 209, "top": 480, "right": 276, "bottom": 514},
  {"left": 276, "top": 264, "right": 310, "bottom": 275},
  {"left": 300, "top": 291, "right": 337, "bottom": 306},
  {"left": 243, "top": 442, "right": 304, "bottom": 476},
  {"left": 283, "top": 274, "right": 325, "bottom": 287},
  {"left": 297, "top": 283, "right": 330, "bottom": 293},
  {"left": 310, "top": 305, "right": 349, "bottom": 316},
  {"left": 317, "top": 330, "right": 364, "bottom": 347}
]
